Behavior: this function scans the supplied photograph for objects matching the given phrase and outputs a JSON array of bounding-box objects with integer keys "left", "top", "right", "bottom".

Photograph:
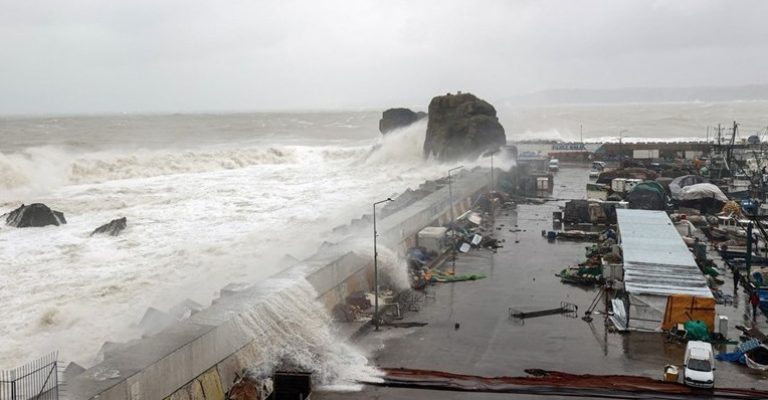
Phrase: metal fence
[{"left": 0, "top": 352, "right": 58, "bottom": 400}]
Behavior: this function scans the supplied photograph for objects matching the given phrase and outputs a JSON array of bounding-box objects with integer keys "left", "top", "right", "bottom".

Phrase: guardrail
[{"left": 0, "top": 353, "right": 59, "bottom": 400}]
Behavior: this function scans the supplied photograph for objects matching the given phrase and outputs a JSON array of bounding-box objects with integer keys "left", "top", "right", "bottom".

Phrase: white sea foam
[
  {"left": 0, "top": 120, "right": 455, "bottom": 370},
  {"left": 233, "top": 279, "right": 382, "bottom": 390},
  {"left": 4, "top": 102, "right": 766, "bottom": 375}
]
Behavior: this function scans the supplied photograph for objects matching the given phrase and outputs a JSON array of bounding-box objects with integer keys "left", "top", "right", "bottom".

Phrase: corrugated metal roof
[{"left": 617, "top": 209, "right": 712, "bottom": 298}]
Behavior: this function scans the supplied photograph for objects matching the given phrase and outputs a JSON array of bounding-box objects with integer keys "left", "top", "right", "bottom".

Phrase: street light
[
  {"left": 482, "top": 149, "right": 502, "bottom": 225},
  {"left": 619, "top": 129, "right": 628, "bottom": 166},
  {"left": 372, "top": 197, "right": 393, "bottom": 331},
  {"left": 447, "top": 165, "right": 464, "bottom": 274}
]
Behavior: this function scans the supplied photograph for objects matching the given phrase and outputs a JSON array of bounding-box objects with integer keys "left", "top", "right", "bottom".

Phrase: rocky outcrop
[
  {"left": 379, "top": 108, "right": 427, "bottom": 134},
  {"left": 90, "top": 217, "right": 127, "bottom": 236},
  {"left": 423, "top": 92, "right": 506, "bottom": 161},
  {"left": 4, "top": 203, "right": 66, "bottom": 227}
]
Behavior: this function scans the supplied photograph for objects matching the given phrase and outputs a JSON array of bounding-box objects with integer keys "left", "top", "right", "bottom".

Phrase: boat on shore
[
  {"left": 745, "top": 345, "right": 768, "bottom": 371},
  {"left": 589, "top": 161, "right": 606, "bottom": 179}
]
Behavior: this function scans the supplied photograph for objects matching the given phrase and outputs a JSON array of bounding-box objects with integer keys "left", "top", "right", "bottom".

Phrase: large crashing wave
[
  {"left": 234, "top": 278, "right": 381, "bottom": 390},
  {"left": 0, "top": 146, "right": 297, "bottom": 190},
  {"left": 0, "top": 121, "right": 431, "bottom": 199}
]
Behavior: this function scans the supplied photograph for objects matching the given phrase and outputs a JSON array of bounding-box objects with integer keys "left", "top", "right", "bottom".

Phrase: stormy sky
[{"left": 1, "top": 0, "right": 767, "bottom": 114}]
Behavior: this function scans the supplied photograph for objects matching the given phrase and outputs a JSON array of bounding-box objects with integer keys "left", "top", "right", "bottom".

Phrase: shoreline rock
[
  {"left": 423, "top": 92, "right": 506, "bottom": 161},
  {"left": 91, "top": 217, "right": 127, "bottom": 236},
  {"left": 379, "top": 108, "right": 427, "bottom": 134},
  {"left": 4, "top": 203, "right": 67, "bottom": 228}
]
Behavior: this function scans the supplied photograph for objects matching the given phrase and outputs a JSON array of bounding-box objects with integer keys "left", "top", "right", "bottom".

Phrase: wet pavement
[{"left": 318, "top": 167, "right": 768, "bottom": 399}]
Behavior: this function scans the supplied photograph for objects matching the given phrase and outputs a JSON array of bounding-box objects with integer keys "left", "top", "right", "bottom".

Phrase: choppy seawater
[{"left": 1, "top": 101, "right": 767, "bottom": 374}]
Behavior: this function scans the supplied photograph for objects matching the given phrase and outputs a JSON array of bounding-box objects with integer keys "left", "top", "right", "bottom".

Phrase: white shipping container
[
  {"left": 684, "top": 150, "right": 701, "bottom": 159},
  {"left": 633, "top": 149, "right": 659, "bottom": 159},
  {"left": 536, "top": 177, "right": 549, "bottom": 190},
  {"left": 717, "top": 315, "right": 728, "bottom": 337},
  {"left": 602, "top": 261, "right": 623, "bottom": 282},
  {"left": 625, "top": 178, "right": 642, "bottom": 192},
  {"left": 612, "top": 178, "right": 627, "bottom": 193},
  {"left": 418, "top": 226, "right": 448, "bottom": 255}
]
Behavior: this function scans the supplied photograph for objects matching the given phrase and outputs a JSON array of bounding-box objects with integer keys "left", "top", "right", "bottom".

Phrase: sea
[{"left": 1, "top": 101, "right": 768, "bottom": 380}]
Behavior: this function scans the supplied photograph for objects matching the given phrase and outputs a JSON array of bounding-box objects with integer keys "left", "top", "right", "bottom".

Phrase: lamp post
[
  {"left": 372, "top": 197, "right": 393, "bottom": 331},
  {"left": 482, "top": 149, "right": 501, "bottom": 224},
  {"left": 447, "top": 165, "right": 464, "bottom": 274}
]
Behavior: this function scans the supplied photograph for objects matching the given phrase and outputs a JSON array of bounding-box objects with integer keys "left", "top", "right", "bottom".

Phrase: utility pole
[
  {"left": 619, "top": 129, "right": 628, "bottom": 168},
  {"left": 447, "top": 165, "right": 464, "bottom": 275}
]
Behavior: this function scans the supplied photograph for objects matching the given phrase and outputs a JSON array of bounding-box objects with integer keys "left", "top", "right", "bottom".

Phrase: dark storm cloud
[{"left": 1, "top": 0, "right": 767, "bottom": 114}]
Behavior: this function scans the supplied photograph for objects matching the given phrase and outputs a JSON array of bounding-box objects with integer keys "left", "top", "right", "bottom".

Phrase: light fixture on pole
[
  {"left": 619, "top": 129, "right": 628, "bottom": 167},
  {"left": 372, "top": 197, "right": 393, "bottom": 331},
  {"left": 482, "top": 149, "right": 501, "bottom": 225},
  {"left": 447, "top": 165, "right": 464, "bottom": 275}
]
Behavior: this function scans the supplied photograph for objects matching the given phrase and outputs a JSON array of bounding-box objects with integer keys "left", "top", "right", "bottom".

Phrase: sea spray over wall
[
  {"left": 232, "top": 279, "right": 381, "bottom": 390},
  {"left": 363, "top": 120, "right": 428, "bottom": 166},
  {"left": 0, "top": 115, "right": 446, "bottom": 368}
]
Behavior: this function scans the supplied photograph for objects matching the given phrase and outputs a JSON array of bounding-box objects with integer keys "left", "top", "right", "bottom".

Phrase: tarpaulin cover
[
  {"left": 662, "top": 294, "right": 716, "bottom": 332},
  {"left": 676, "top": 183, "right": 728, "bottom": 202},
  {"left": 627, "top": 190, "right": 666, "bottom": 210},
  {"left": 669, "top": 175, "right": 708, "bottom": 200},
  {"left": 683, "top": 320, "right": 710, "bottom": 341},
  {"left": 630, "top": 181, "right": 666, "bottom": 196}
]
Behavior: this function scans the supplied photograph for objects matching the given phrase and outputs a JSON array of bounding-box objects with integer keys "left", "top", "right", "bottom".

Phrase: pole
[
  {"left": 372, "top": 197, "right": 392, "bottom": 331},
  {"left": 618, "top": 130, "right": 627, "bottom": 168},
  {"left": 448, "top": 166, "right": 464, "bottom": 275},
  {"left": 746, "top": 222, "right": 753, "bottom": 273},
  {"left": 490, "top": 154, "right": 495, "bottom": 225},
  {"left": 490, "top": 154, "right": 494, "bottom": 194},
  {"left": 717, "top": 123, "right": 722, "bottom": 146}
]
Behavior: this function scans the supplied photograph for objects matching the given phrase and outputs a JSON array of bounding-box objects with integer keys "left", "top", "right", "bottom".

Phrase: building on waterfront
[{"left": 610, "top": 209, "right": 715, "bottom": 332}]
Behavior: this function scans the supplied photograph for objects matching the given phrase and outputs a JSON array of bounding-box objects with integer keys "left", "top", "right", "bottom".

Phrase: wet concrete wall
[{"left": 68, "top": 169, "right": 489, "bottom": 400}]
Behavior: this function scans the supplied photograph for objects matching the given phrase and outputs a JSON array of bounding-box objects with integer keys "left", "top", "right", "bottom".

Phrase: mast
[
  {"left": 717, "top": 123, "right": 722, "bottom": 146},
  {"left": 726, "top": 121, "right": 738, "bottom": 168}
]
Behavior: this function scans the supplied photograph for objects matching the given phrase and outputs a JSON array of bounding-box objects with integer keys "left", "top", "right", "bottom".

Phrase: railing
[{"left": 0, "top": 353, "right": 58, "bottom": 400}]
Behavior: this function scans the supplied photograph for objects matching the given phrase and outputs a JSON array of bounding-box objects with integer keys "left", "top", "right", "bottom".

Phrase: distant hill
[{"left": 500, "top": 85, "right": 768, "bottom": 105}]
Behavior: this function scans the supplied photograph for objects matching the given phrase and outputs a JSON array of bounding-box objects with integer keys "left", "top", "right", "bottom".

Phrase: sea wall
[{"left": 69, "top": 169, "right": 489, "bottom": 400}]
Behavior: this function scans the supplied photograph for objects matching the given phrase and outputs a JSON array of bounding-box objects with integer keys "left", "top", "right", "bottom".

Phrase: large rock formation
[
  {"left": 379, "top": 108, "right": 427, "bottom": 134},
  {"left": 423, "top": 92, "right": 506, "bottom": 161},
  {"left": 91, "top": 217, "right": 127, "bottom": 236},
  {"left": 5, "top": 203, "right": 66, "bottom": 227}
]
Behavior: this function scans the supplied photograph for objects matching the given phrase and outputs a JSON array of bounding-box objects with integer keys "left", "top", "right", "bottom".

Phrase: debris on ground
[{"left": 365, "top": 367, "right": 768, "bottom": 398}]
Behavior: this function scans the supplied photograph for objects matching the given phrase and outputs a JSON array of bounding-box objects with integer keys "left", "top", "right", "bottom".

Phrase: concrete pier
[
  {"left": 68, "top": 168, "right": 492, "bottom": 400},
  {"left": 317, "top": 167, "right": 768, "bottom": 400}
]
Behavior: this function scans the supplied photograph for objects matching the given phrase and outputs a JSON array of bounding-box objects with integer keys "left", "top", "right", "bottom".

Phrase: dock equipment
[{"left": 509, "top": 301, "right": 578, "bottom": 321}]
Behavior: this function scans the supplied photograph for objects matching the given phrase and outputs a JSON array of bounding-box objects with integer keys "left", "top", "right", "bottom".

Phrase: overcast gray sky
[{"left": 1, "top": 0, "right": 767, "bottom": 114}]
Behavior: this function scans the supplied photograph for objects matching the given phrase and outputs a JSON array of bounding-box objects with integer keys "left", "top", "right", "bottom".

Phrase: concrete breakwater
[{"left": 67, "top": 168, "right": 491, "bottom": 400}]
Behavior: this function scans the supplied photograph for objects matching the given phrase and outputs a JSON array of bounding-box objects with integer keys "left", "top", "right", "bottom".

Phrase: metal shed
[{"left": 613, "top": 209, "right": 714, "bottom": 332}]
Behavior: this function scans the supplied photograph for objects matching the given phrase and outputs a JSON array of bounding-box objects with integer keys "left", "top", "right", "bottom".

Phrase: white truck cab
[
  {"left": 548, "top": 158, "right": 559, "bottom": 172},
  {"left": 683, "top": 341, "right": 715, "bottom": 389}
]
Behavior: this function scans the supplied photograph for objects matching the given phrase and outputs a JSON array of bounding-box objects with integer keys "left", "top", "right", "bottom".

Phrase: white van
[
  {"left": 683, "top": 341, "right": 715, "bottom": 388},
  {"left": 548, "top": 158, "right": 559, "bottom": 172}
]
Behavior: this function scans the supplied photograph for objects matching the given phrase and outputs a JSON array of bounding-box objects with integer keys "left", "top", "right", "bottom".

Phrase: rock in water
[
  {"left": 91, "top": 217, "right": 127, "bottom": 236},
  {"left": 379, "top": 108, "right": 427, "bottom": 134},
  {"left": 5, "top": 203, "right": 67, "bottom": 227},
  {"left": 423, "top": 92, "right": 506, "bottom": 161}
]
